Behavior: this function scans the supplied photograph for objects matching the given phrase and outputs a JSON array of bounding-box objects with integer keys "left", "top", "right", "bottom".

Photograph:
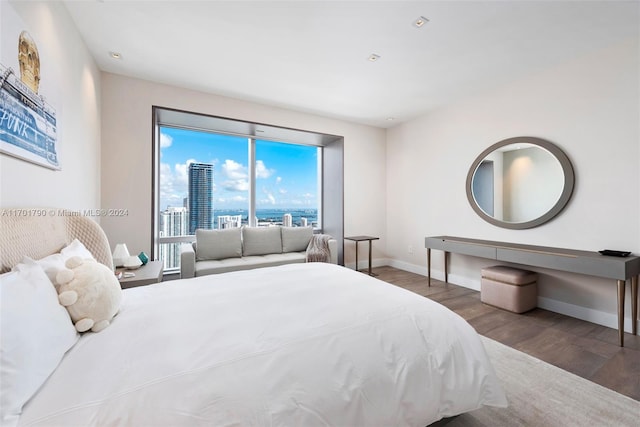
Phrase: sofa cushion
[
  {"left": 195, "top": 252, "right": 306, "bottom": 276},
  {"left": 281, "top": 226, "right": 313, "bottom": 253},
  {"left": 242, "top": 226, "right": 282, "bottom": 256},
  {"left": 195, "top": 228, "right": 242, "bottom": 261}
]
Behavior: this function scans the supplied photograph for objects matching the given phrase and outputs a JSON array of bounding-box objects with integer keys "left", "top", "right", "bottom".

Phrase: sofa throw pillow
[
  {"left": 242, "top": 226, "right": 282, "bottom": 256},
  {"left": 195, "top": 228, "right": 242, "bottom": 261},
  {"left": 281, "top": 226, "right": 313, "bottom": 253}
]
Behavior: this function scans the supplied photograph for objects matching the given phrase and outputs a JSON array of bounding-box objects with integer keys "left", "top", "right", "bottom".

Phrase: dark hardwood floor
[{"left": 372, "top": 265, "right": 640, "bottom": 402}]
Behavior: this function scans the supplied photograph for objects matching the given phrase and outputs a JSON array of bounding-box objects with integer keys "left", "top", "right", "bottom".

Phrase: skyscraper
[
  {"left": 161, "top": 206, "right": 189, "bottom": 237},
  {"left": 217, "top": 215, "right": 242, "bottom": 229},
  {"left": 188, "top": 162, "right": 214, "bottom": 234},
  {"left": 159, "top": 206, "right": 188, "bottom": 269},
  {"left": 282, "top": 213, "right": 292, "bottom": 227}
]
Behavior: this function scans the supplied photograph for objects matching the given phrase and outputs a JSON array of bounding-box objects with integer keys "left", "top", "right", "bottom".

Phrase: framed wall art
[{"left": 0, "top": 2, "right": 60, "bottom": 170}]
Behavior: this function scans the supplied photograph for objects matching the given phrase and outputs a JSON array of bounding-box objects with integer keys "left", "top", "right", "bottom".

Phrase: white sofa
[{"left": 180, "top": 226, "right": 337, "bottom": 278}]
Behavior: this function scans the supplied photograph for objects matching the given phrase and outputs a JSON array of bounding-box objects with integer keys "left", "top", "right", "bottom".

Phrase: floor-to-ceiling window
[
  {"left": 254, "top": 140, "right": 320, "bottom": 228},
  {"left": 153, "top": 108, "right": 339, "bottom": 272}
]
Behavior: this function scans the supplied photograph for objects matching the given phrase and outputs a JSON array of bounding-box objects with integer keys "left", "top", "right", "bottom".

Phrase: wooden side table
[
  {"left": 344, "top": 236, "right": 379, "bottom": 276},
  {"left": 117, "top": 260, "right": 163, "bottom": 289}
]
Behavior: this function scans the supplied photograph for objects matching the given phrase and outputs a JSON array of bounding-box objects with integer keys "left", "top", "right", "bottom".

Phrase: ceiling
[{"left": 63, "top": 1, "right": 639, "bottom": 129}]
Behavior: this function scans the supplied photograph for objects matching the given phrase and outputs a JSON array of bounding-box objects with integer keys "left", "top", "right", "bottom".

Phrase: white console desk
[{"left": 425, "top": 236, "right": 640, "bottom": 347}]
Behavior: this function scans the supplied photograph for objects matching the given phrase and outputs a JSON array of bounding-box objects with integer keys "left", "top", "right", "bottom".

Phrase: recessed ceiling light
[
  {"left": 386, "top": 117, "right": 395, "bottom": 121},
  {"left": 368, "top": 53, "right": 381, "bottom": 62},
  {"left": 109, "top": 51, "right": 122, "bottom": 59},
  {"left": 413, "top": 16, "right": 429, "bottom": 28}
]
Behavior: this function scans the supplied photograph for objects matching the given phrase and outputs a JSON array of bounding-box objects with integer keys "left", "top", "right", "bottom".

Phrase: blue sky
[{"left": 159, "top": 127, "right": 318, "bottom": 211}]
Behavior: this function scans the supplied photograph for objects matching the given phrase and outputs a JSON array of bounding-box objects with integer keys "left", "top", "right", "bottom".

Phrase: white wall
[
  {"left": 0, "top": 1, "right": 101, "bottom": 210},
  {"left": 386, "top": 38, "right": 639, "bottom": 332},
  {"left": 100, "top": 73, "right": 386, "bottom": 265}
]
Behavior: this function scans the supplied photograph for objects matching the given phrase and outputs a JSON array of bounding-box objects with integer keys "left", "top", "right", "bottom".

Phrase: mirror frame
[{"left": 466, "top": 136, "right": 575, "bottom": 229}]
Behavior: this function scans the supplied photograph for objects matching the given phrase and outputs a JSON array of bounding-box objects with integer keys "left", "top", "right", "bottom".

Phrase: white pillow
[
  {"left": 60, "top": 239, "right": 95, "bottom": 261},
  {"left": 0, "top": 259, "right": 79, "bottom": 426},
  {"left": 26, "top": 239, "right": 95, "bottom": 284}
]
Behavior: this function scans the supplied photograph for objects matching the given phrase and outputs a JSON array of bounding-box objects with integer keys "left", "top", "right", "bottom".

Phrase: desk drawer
[{"left": 426, "top": 237, "right": 496, "bottom": 258}]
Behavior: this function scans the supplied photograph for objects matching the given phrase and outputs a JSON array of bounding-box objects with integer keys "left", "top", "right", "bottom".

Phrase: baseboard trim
[
  {"left": 537, "top": 296, "right": 639, "bottom": 334},
  {"left": 386, "top": 260, "right": 639, "bottom": 334},
  {"left": 344, "top": 258, "right": 389, "bottom": 272},
  {"left": 387, "top": 259, "right": 425, "bottom": 276}
]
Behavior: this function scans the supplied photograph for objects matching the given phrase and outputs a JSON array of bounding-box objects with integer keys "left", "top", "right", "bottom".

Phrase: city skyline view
[{"left": 159, "top": 126, "right": 319, "bottom": 213}]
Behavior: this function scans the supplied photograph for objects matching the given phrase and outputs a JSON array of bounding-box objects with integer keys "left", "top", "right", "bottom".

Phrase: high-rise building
[
  {"left": 159, "top": 206, "right": 188, "bottom": 269},
  {"left": 217, "top": 215, "right": 242, "bottom": 229},
  {"left": 161, "top": 206, "right": 189, "bottom": 237},
  {"left": 282, "top": 213, "right": 292, "bottom": 227},
  {"left": 300, "top": 217, "right": 308, "bottom": 227},
  {"left": 188, "top": 162, "right": 214, "bottom": 234}
]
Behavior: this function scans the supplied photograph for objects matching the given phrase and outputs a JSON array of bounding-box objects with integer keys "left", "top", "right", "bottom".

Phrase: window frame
[{"left": 152, "top": 106, "right": 344, "bottom": 271}]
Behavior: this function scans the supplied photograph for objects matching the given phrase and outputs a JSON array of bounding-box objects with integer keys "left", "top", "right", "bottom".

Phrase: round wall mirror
[{"left": 466, "top": 136, "right": 574, "bottom": 229}]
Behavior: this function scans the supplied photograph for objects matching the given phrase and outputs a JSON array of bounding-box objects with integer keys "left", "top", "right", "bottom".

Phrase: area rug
[{"left": 437, "top": 336, "right": 640, "bottom": 427}]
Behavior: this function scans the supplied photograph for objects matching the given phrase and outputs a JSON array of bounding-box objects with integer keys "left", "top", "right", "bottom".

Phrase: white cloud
[
  {"left": 276, "top": 176, "right": 282, "bottom": 184},
  {"left": 159, "top": 159, "right": 204, "bottom": 209},
  {"left": 160, "top": 132, "right": 173, "bottom": 148},
  {"left": 256, "top": 160, "right": 275, "bottom": 179},
  {"left": 222, "top": 159, "right": 247, "bottom": 180},
  {"left": 278, "top": 188, "right": 288, "bottom": 194},
  {"left": 217, "top": 195, "right": 246, "bottom": 203},
  {"left": 221, "top": 159, "right": 249, "bottom": 192},
  {"left": 286, "top": 192, "right": 316, "bottom": 206},
  {"left": 174, "top": 158, "right": 197, "bottom": 186},
  {"left": 259, "top": 192, "right": 276, "bottom": 205},
  {"left": 159, "top": 162, "right": 184, "bottom": 208},
  {"left": 223, "top": 179, "right": 249, "bottom": 192}
]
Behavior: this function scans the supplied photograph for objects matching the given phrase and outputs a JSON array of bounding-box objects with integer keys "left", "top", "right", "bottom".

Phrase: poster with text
[{"left": 0, "top": 2, "right": 60, "bottom": 170}]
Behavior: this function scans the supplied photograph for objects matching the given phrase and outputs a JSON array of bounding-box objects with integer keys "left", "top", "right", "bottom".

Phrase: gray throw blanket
[{"left": 306, "top": 234, "right": 332, "bottom": 263}]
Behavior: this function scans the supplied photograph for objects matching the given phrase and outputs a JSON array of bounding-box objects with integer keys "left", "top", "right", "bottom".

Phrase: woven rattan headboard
[{"left": 0, "top": 208, "right": 113, "bottom": 273}]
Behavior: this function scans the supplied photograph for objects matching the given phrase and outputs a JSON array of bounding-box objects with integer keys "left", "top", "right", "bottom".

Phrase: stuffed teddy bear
[{"left": 56, "top": 256, "right": 122, "bottom": 333}]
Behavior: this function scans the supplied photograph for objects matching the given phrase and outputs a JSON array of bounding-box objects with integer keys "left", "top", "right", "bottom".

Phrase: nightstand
[{"left": 117, "top": 260, "right": 163, "bottom": 289}]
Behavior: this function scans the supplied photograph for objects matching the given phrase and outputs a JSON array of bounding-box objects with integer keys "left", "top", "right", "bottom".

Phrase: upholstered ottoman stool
[{"left": 481, "top": 265, "right": 538, "bottom": 313}]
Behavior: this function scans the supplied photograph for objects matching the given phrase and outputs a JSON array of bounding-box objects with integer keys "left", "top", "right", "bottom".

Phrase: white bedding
[{"left": 18, "top": 263, "right": 507, "bottom": 426}]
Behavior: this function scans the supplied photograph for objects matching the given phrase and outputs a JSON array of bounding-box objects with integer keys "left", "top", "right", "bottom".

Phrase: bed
[{"left": 0, "top": 211, "right": 507, "bottom": 426}]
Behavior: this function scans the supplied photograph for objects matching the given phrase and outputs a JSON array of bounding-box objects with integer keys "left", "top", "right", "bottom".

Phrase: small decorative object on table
[
  {"left": 124, "top": 255, "right": 142, "bottom": 270},
  {"left": 598, "top": 250, "right": 632, "bottom": 257},
  {"left": 112, "top": 243, "right": 130, "bottom": 267},
  {"left": 138, "top": 251, "right": 149, "bottom": 265}
]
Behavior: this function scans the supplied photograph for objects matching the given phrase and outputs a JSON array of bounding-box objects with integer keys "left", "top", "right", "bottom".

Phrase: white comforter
[{"left": 19, "top": 263, "right": 507, "bottom": 426}]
